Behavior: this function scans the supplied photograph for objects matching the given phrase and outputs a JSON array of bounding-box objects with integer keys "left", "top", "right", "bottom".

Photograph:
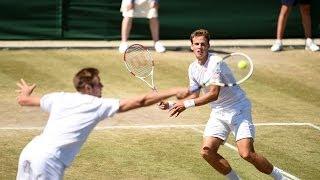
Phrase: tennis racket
[
  {"left": 123, "top": 44, "right": 157, "bottom": 91},
  {"left": 189, "top": 52, "right": 254, "bottom": 93}
]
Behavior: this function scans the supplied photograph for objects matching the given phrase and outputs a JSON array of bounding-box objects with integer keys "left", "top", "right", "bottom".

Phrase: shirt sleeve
[
  {"left": 98, "top": 98, "right": 120, "bottom": 120},
  {"left": 40, "top": 92, "right": 62, "bottom": 113},
  {"left": 188, "top": 64, "right": 201, "bottom": 92},
  {"left": 207, "top": 62, "right": 223, "bottom": 85}
]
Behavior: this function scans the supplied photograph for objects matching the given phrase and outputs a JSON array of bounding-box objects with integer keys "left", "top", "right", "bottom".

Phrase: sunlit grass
[{"left": 0, "top": 48, "right": 319, "bottom": 179}]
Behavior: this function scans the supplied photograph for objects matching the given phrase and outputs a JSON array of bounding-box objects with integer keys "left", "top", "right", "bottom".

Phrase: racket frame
[
  {"left": 123, "top": 44, "right": 157, "bottom": 91},
  {"left": 191, "top": 52, "right": 254, "bottom": 92}
]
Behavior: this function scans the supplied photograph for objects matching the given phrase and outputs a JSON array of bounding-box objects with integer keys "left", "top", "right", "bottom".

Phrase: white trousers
[{"left": 16, "top": 142, "right": 65, "bottom": 180}]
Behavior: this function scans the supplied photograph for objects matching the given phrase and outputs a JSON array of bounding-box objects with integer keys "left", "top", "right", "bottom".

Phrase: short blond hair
[{"left": 190, "top": 29, "right": 210, "bottom": 44}]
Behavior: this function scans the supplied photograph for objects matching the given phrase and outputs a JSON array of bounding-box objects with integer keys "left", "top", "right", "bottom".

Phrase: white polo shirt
[
  {"left": 188, "top": 53, "right": 250, "bottom": 111},
  {"left": 30, "top": 92, "right": 119, "bottom": 167}
]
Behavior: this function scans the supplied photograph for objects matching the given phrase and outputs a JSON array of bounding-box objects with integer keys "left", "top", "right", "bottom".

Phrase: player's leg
[
  {"left": 17, "top": 152, "right": 65, "bottom": 180},
  {"left": 28, "top": 153, "right": 66, "bottom": 180},
  {"left": 236, "top": 138, "right": 273, "bottom": 173},
  {"left": 236, "top": 138, "right": 284, "bottom": 179},
  {"left": 203, "top": 117, "right": 240, "bottom": 179},
  {"left": 201, "top": 137, "right": 231, "bottom": 174},
  {"left": 16, "top": 141, "right": 36, "bottom": 180},
  {"left": 232, "top": 107, "right": 272, "bottom": 173},
  {"left": 233, "top": 108, "right": 284, "bottom": 179},
  {"left": 17, "top": 153, "right": 32, "bottom": 180}
]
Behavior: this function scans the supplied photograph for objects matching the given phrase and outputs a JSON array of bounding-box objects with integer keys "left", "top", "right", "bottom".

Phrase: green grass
[
  {"left": 1, "top": 127, "right": 319, "bottom": 179},
  {"left": 0, "top": 48, "right": 319, "bottom": 179}
]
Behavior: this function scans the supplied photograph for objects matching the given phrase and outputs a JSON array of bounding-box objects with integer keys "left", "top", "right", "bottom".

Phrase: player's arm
[
  {"left": 158, "top": 89, "right": 199, "bottom": 110},
  {"left": 191, "top": 85, "right": 219, "bottom": 106},
  {"left": 169, "top": 85, "right": 220, "bottom": 117},
  {"left": 16, "top": 79, "right": 41, "bottom": 106},
  {"left": 118, "top": 87, "right": 189, "bottom": 113}
]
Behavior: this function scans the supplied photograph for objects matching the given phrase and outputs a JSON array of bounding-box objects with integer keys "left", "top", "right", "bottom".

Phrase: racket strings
[
  {"left": 125, "top": 45, "right": 153, "bottom": 78},
  {"left": 222, "top": 54, "right": 251, "bottom": 85}
]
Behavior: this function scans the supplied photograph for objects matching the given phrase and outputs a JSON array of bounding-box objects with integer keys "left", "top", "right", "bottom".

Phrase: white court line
[
  {"left": 306, "top": 123, "right": 320, "bottom": 131},
  {"left": 0, "top": 126, "right": 44, "bottom": 130},
  {"left": 0, "top": 124, "right": 205, "bottom": 130},
  {"left": 0, "top": 122, "right": 319, "bottom": 131},
  {"left": 191, "top": 127, "right": 300, "bottom": 180}
]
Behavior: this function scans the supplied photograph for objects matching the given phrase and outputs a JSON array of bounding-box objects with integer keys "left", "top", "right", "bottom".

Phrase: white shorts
[
  {"left": 120, "top": 0, "right": 158, "bottom": 19},
  {"left": 16, "top": 140, "right": 65, "bottom": 180},
  {"left": 203, "top": 107, "right": 255, "bottom": 142}
]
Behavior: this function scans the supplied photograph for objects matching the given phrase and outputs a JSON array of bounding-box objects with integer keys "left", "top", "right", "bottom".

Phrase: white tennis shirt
[
  {"left": 188, "top": 53, "right": 250, "bottom": 111},
  {"left": 29, "top": 92, "right": 119, "bottom": 167}
]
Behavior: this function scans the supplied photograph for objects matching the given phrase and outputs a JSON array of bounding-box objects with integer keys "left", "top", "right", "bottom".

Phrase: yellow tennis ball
[{"left": 237, "top": 60, "right": 247, "bottom": 69}]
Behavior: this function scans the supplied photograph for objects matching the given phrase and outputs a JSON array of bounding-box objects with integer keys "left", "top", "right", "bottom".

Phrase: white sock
[
  {"left": 226, "top": 169, "right": 240, "bottom": 180},
  {"left": 270, "top": 166, "right": 283, "bottom": 180}
]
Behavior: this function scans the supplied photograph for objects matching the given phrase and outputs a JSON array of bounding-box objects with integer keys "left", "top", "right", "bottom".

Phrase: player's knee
[
  {"left": 239, "top": 151, "right": 253, "bottom": 161},
  {"left": 200, "top": 146, "right": 217, "bottom": 160},
  {"left": 200, "top": 146, "right": 210, "bottom": 157}
]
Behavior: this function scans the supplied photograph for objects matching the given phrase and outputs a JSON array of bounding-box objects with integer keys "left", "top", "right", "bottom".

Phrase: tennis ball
[{"left": 237, "top": 60, "right": 247, "bottom": 69}]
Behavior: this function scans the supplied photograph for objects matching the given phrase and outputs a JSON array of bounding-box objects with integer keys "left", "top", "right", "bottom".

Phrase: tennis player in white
[
  {"left": 16, "top": 67, "right": 188, "bottom": 180},
  {"left": 160, "top": 29, "right": 286, "bottom": 180}
]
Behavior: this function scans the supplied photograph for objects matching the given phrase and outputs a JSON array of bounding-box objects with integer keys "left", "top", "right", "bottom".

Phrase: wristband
[{"left": 183, "top": 99, "right": 195, "bottom": 109}]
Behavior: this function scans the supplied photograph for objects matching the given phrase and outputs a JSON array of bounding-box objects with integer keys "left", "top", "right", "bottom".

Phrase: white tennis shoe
[
  {"left": 305, "top": 38, "right": 320, "bottom": 52},
  {"left": 154, "top": 41, "right": 166, "bottom": 53},
  {"left": 119, "top": 42, "right": 128, "bottom": 53},
  {"left": 271, "top": 39, "right": 283, "bottom": 52}
]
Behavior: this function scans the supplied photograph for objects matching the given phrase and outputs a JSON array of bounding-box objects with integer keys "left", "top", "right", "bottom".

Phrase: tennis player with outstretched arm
[
  {"left": 160, "top": 29, "right": 286, "bottom": 180},
  {"left": 16, "top": 67, "right": 188, "bottom": 180}
]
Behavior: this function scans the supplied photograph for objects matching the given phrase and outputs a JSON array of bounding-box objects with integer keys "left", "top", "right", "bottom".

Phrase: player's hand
[
  {"left": 15, "top": 79, "right": 36, "bottom": 96},
  {"left": 169, "top": 101, "right": 186, "bottom": 117}
]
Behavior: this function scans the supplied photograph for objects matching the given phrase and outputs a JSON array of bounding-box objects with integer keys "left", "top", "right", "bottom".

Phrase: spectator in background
[
  {"left": 271, "top": 0, "right": 319, "bottom": 52},
  {"left": 119, "top": 0, "right": 166, "bottom": 53}
]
